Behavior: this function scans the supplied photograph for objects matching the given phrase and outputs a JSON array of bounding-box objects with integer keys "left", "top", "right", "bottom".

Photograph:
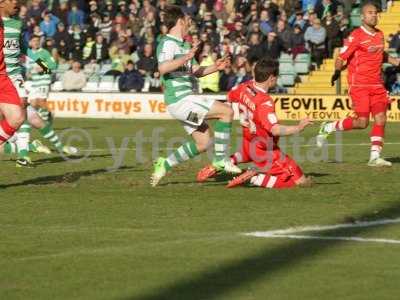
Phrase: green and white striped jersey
[
  {"left": 26, "top": 48, "right": 57, "bottom": 88},
  {"left": 2, "top": 17, "right": 23, "bottom": 76},
  {"left": 156, "top": 35, "right": 198, "bottom": 105}
]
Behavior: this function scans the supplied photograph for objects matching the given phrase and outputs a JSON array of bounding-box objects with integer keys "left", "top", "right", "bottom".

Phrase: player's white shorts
[
  {"left": 167, "top": 95, "right": 215, "bottom": 135},
  {"left": 28, "top": 85, "right": 50, "bottom": 101},
  {"left": 9, "top": 74, "right": 28, "bottom": 99}
]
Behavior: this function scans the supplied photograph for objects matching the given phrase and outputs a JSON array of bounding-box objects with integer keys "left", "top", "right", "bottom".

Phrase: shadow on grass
[
  {"left": 386, "top": 157, "right": 400, "bottom": 164},
  {"left": 0, "top": 166, "right": 135, "bottom": 188},
  {"left": 124, "top": 202, "right": 400, "bottom": 300},
  {"left": 33, "top": 153, "right": 113, "bottom": 165}
]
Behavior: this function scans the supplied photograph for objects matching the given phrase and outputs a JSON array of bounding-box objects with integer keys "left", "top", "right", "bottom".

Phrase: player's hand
[
  {"left": 216, "top": 55, "right": 231, "bottom": 70},
  {"left": 185, "top": 41, "right": 200, "bottom": 62},
  {"left": 298, "top": 118, "right": 314, "bottom": 131},
  {"left": 331, "top": 70, "right": 341, "bottom": 86}
]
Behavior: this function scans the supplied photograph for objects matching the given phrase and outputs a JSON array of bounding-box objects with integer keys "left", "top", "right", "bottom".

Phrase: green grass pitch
[{"left": 1, "top": 118, "right": 400, "bottom": 300}]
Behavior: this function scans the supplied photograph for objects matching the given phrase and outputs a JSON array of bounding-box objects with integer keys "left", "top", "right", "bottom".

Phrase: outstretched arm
[
  {"left": 158, "top": 43, "right": 199, "bottom": 76},
  {"left": 192, "top": 56, "right": 230, "bottom": 77},
  {"left": 271, "top": 119, "right": 313, "bottom": 137}
]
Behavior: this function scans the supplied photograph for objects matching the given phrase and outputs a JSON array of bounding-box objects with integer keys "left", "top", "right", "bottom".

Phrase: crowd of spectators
[{"left": 17, "top": 0, "right": 400, "bottom": 94}]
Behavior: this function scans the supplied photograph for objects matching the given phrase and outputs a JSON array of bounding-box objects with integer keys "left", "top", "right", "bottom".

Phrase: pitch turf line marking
[
  {"left": 245, "top": 217, "right": 400, "bottom": 245},
  {"left": 75, "top": 142, "right": 400, "bottom": 153}
]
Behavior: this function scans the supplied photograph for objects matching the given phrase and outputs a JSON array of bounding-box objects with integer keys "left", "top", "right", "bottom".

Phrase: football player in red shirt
[
  {"left": 0, "top": 0, "right": 24, "bottom": 147},
  {"left": 316, "top": 1, "right": 400, "bottom": 167},
  {"left": 199, "top": 59, "right": 313, "bottom": 188}
]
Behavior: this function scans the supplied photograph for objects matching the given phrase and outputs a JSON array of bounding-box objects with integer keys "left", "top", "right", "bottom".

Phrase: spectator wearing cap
[
  {"left": 118, "top": 60, "right": 144, "bottom": 92},
  {"left": 40, "top": 11, "right": 60, "bottom": 38},
  {"left": 289, "top": 10, "right": 306, "bottom": 30},
  {"left": 68, "top": 2, "right": 85, "bottom": 27},
  {"left": 259, "top": 9, "right": 274, "bottom": 36},
  {"left": 62, "top": 61, "right": 87, "bottom": 91},
  {"left": 304, "top": 18, "right": 326, "bottom": 67}
]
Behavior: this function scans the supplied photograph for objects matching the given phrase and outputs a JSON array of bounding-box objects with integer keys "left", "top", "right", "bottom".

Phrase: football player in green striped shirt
[
  {"left": 151, "top": 5, "right": 241, "bottom": 186},
  {"left": 26, "top": 36, "right": 55, "bottom": 122},
  {"left": 2, "top": 17, "right": 77, "bottom": 166}
]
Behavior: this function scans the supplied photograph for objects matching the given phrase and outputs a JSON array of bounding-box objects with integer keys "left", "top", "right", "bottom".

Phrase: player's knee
[
  {"left": 220, "top": 105, "right": 234, "bottom": 122},
  {"left": 196, "top": 141, "right": 209, "bottom": 153},
  {"left": 8, "top": 109, "right": 25, "bottom": 129},
  {"left": 354, "top": 118, "right": 369, "bottom": 129}
]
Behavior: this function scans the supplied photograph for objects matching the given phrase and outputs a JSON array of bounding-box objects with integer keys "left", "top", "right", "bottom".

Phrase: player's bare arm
[
  {"left": 158, "top": 44, "right": 199, "bottom": 76},
  {"left": 271, "top": 118, "right": 313, "bottom": 137},
  {"left": 192, "top": 55, "right": 230, "bottom": 77},
  {"left": 331, "top": 58, "right": 346, "bottom": 86}
]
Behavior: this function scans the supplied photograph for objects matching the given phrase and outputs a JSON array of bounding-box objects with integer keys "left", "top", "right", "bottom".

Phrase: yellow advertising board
[{"left": 46, "top": 92, "right": 400, "bottom": 121}]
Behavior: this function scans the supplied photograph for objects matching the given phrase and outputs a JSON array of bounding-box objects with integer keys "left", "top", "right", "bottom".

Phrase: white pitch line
[
  {"left": 74, "top": 142, "right": 400, "bottom": 153},
  {"left": 256, "top": 234, "right": 400, "bottom": 244},
  {"left": 245, "top": 218, "right": 400, "bottom": 245}
]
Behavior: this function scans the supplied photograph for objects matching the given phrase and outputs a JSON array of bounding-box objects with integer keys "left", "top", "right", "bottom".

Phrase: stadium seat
[
  {"left": 350, "top": 8, "right": 361, "bottom": 28},
  {"left": 294, "top": 54, "right": 311, "bottom": 74},
  {"left": 279, "top": 53, "right": 293, "bottom": 63},
  {"left": 100, "top": 64, "right": 112, "bottom": 75},
  {"left": 82, "top": 81, "right": 99, "bottom": 92},
  {"left": 279, "top": 74, "right": 295, "bottom": 86},
  {"left": 51, "top": 81, "right": 63, "bottom": 92},
  {"left": 97, "top": 75, "right": 115, "bottom": 91}
]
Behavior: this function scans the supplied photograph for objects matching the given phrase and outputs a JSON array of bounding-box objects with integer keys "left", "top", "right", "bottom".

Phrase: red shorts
[
  {"left": 252, "top": 147, "right": 304, "bottom": 182},
  {"left": 0, "top": 75, "right": 22, "bottom": 106},
  {"left": 349, "top": 85, "right": 389, "bottom": 118}
]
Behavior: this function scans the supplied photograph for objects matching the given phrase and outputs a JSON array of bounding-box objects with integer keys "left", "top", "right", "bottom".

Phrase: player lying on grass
[
  {"left": 199, "top": 59, "right": 313, "bottom": 189},
  {"left": 151, "top": 5, "right": 241, "bottom": 186},
  {"left": 316, "top": 1, "right": 400, "bottom": 167}
]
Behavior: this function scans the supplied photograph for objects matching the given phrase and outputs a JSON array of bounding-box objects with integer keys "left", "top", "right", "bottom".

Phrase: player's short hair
[
  {"left": 361, "top": 1, "right": 380, "bottom": 12},
  {"left": 163, "top": 5, "right": 185, "bottom": 31},
  {"left": 254, "top": 59, "right": 279, "bottom": 82}
]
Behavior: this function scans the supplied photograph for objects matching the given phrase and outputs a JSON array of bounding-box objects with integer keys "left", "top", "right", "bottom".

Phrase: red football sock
[
  {"left": 370, "top": 124, "right": 385, "bottom": 152},
  {"left": 251, "top": 173, "right": 297, "bottom": 189},
  {"left": 335, "top": 117, "right": 353, "bottom": 131}
]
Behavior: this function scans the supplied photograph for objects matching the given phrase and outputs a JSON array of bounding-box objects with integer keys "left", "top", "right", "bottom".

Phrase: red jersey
[
  {"left": 227, "top": 80, "right": 279, "bottom": 150},
  {"left": 339, "top": 26, "right": 385, "bottom": 86}
]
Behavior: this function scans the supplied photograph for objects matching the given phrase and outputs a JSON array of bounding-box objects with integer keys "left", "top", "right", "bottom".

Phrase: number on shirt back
[{"left": 238, "top": 104, "right": 256, "bottom": 134}]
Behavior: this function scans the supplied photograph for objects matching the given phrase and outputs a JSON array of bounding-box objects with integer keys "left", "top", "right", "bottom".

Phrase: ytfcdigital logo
[{"left": 59, "top": 126, "right": 343, "bottom": 172}]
